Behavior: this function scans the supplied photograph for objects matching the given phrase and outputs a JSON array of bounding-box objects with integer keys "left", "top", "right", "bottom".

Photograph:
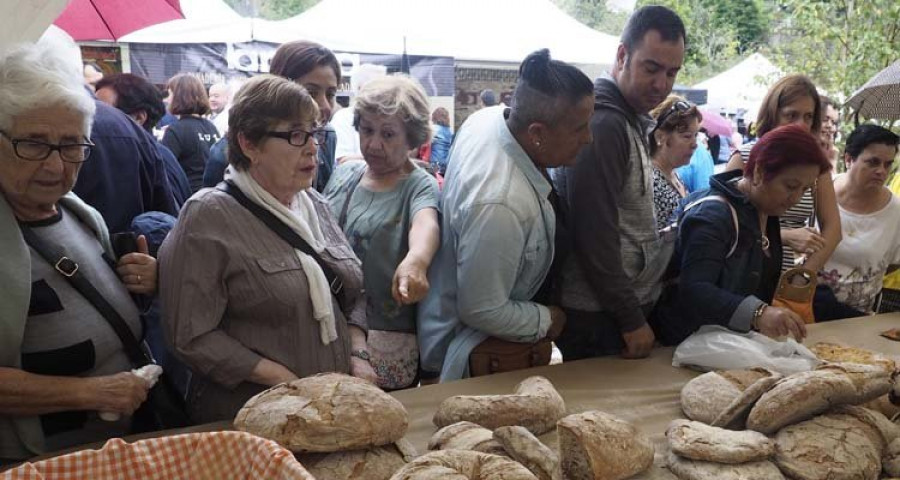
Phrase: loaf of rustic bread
[
  {"left": 556, "top": 410, "right": 654, "bottom": 480},
  {"left": 493, "top": 426, "right": 560, "bottom": 480},
  {"left": 747, "top": 363, "right": 892, "bottom": 434},
  {"left": 773, "top": 406, "right": 886, "bottom": 480},
  {"left": 234, "top": 373, "right": 408, "bottom": 452},
  {"left": 390, "top": 450, "right": 537, "bottom": 480},
  {"left": 433, "top": 376, "right": 566, "bottom": 435},
  {"left": 665, "top": 451, "right": 785, "bottom": 480},
  {"left": 666, "top": 419, "right": 774, "bottom": 464},
  {"left": 428, "top": 421, "right": 507, "bottom": 457},
  {"left": 297, "top": 440, "right": 416, "bottom": 480},
  {"left": 680, "top": 368, "right": 780, "bottom": 428}
]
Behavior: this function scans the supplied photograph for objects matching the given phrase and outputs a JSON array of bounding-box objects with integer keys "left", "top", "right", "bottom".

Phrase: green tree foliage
[
  {"left": 223, "top": 0, "right": 320, "bottom": 19},
  {"left": 552, "top": 0, "right": 630, "bottom": 36},
  {"left": 770, "top": 0, "right": 900, "bottom": 103}
]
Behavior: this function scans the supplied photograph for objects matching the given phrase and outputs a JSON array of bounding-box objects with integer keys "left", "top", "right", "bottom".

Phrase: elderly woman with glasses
[
  {"left": 649, "top": 95, "right": 701, "bottom": 231},
  {"left": 0, "top": 39, "right": 157, "bottom": 462},
  {"left": 159, "top": 75, "right": 375, "bottom": 424}
]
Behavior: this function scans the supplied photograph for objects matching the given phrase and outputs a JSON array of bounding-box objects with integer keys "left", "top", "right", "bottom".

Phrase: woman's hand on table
[
  {"left": 116, "top": 235, "right": 158, "bottom": 295},
  {"left": 249, "top": 358, "right": 299, "bottom": 387},
  {"left": 392, "top": 255, "right": 430, "bottom": 305},
  {"left": 782, "top": 227, "right": 825, "bottom": 256},
  {"left": 84, "top": 372, "right": 151, "bottom": 415},
  {"left": 756, "top": 306, "right": 807, "bottom": 341},
  {"left": 350, "top": 357, "right": 378, "bottom": 384}
]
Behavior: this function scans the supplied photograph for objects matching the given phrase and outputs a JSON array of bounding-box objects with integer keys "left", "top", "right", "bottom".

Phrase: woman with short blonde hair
[{"left": 324, "top": 74, "right": 440, "bottom": 390}]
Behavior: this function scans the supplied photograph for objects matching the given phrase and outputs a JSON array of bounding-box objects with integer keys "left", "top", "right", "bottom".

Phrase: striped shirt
[{"left": 737, "top": 142, "right": 816, "bottom": 271}]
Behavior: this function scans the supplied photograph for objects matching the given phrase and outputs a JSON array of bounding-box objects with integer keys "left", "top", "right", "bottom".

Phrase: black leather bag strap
[
  {"left": 19, "top": 224, "right": 151, "bottom": 369},
  {"left": 218, "top": 181, "right": 344, "bottom": 297}
]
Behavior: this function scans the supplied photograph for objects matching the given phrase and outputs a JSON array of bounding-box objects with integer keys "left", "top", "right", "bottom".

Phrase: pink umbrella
[
  {"left": 699, "top": 109, "right": 734, "bottom": 138},
  {"left": 54, "top": 0, "right": 183, "bottom": 41}
]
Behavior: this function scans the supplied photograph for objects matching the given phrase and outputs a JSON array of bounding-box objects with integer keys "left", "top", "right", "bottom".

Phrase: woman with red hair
[{"left": 651, "top": 124, "right": 832, "bottom": 345}]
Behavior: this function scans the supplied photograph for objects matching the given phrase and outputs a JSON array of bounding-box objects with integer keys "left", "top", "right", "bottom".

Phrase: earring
[{"left": 535, "top": 141, "right": 542, "bottom": 147}]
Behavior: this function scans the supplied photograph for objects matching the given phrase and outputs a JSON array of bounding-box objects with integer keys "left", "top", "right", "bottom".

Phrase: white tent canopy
[
  {"left": 267, "top": 0, "right": 618, "bottom": 66},
  {"left": 120, "top": 0, "right": 270, "bottom": 43},
  {"left": 694, "top": 53, "right": 784, "bottom": 117},
  {"left": 124, "top": 0, "right": 618, "bottom": 68}
]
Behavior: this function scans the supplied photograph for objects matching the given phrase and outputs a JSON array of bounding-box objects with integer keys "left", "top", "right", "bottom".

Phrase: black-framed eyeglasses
[
  {"left": 0, "top": 131, "right": 94, "bottom": 163},
  {"left": 264, "top": 128, "right": 329, "bottom": 147},
  {"left": 654, "top": 100, "right": 693, "bottom": 132}
]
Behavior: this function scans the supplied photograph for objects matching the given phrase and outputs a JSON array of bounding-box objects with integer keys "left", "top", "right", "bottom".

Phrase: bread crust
[
  {"left": 493, "top": 426, "right": 560, "bottom": 480},
  {"left": 747, "top": 364, "right": 892, "bottom": 434},
  {"left": 681, "top": 368, "right": 776, "bottom": 426},
  {"left": 390, "top": 450, "right": 537, "bottom": 480},
  {"left": 666, "top": 419, "right": 774, "bottom": 464},
  {"left": 234, "top": 373, "right": 408, "bottom": 452},
  {"left": 428, "top": 421, "right": 507, "bottom": 457},
  {"left": 773, "top": 408, "right": 884, "bottom": 480},
  {"left": 298, "top": 442, "right": 412, "bottom": 480},
  {"left": 557, "top": 410, "right": 654, "bottom": 480},
  {"left": 433, "top": 376, "right": 565, "bottom": 435},
  {"left": 665, "top": 451, "right": 785, "bottom": 480}
]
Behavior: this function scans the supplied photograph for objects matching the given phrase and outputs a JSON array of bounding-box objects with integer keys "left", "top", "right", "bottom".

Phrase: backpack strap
[{"left": 683, "top": 195, "right": 740, "bottom": 258}]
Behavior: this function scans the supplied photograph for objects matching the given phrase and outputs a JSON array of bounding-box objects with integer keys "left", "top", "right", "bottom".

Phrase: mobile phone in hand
[{"left": 111, "top": 232, "right": 139, "bottom": 259}]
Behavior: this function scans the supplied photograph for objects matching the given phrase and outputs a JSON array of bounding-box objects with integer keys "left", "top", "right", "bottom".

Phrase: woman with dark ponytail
[{"left": 417, "top": 49, "right": 594, "bottom": 381}]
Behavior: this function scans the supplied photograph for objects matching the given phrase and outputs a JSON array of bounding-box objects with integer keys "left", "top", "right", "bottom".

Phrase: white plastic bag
[{"left": 672, "top": 325, "right": 820, "bottom": 374}]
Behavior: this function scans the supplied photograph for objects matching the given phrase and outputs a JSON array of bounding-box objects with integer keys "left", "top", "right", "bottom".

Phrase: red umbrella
[
  {"left": 699, "top": 108, "right": 734, "bottom": 138},
  {"left": 54, "top": 0, "right": 183, "bottom": 41}
]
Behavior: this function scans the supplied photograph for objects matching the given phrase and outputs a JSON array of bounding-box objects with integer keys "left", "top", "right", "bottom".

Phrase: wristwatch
[{"left": 350, "top": 349, "right": 371, "bottom": 361}]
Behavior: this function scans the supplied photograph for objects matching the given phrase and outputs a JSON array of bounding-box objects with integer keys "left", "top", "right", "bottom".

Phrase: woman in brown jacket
[{"left": 159, "top": 75, "right": 375, "bottom": 424}]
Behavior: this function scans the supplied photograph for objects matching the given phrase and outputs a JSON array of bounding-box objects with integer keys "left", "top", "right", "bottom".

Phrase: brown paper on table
[
  {"left": 20, "top": 315, "right": 900, "bottom": 480},
  {"left": 390, "top": 314, "right": 900, "bottom": 480}
]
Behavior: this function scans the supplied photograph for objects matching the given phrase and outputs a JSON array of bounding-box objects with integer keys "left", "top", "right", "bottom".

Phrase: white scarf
[{"left": 226, "top": 169, "right": 338, "bottom": 344}]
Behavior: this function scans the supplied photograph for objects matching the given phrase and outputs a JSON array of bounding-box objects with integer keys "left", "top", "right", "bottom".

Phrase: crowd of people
[{"left": 1, "top": 5, "right": 898, "bottom": 464}]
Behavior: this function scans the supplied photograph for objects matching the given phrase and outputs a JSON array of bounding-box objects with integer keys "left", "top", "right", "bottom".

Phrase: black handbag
[{"left": 19, "top": 224, "right": 192, "bottom": 432}]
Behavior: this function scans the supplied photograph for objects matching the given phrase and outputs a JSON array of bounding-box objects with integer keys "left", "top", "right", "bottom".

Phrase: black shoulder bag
[
  {"left": 19, "top": 225, "right": 192, "bottom": 432},
  {"left": 218, "top": 180, "right": 345, "bottom": 299}
]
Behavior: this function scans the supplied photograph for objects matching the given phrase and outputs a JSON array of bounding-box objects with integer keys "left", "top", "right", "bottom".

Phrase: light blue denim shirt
[{"left": 417, "top": 106, "right": 553, "bottom": 381}]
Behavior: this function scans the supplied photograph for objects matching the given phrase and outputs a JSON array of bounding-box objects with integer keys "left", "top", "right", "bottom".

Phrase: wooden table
[
  {"left": 19, "top": 314, "right": 900, "bottom": 478},
  {"left": 391, "top": 313, "right": 900, "bottom": 479}
]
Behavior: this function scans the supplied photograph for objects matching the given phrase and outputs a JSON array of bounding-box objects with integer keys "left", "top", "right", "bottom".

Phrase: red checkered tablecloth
[{"left": 2, "top": 431, "right": 314, "bottom": 480}]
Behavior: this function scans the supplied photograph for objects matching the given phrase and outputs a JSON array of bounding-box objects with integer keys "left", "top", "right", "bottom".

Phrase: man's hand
[
  {"left": 622, "top": 323, "right": 655, "bottom": 359},
  {"left": 546, "top": 306, "right": 567, "bottom": 341}
]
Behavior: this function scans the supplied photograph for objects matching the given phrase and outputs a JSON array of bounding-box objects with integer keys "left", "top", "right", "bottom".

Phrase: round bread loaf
[
  {"left": 493, "top": 426, "right": 560, "bottom": 480},
  {"left": 747, "top": 363, "right": 892, "bottom": 434},
  {"left": 298, "top": 440, "right": 416, "bottom": 480},
  {"left": 885, "top": 437, "right": 900, "bottom": 477},
  {"left": 774, "top": 407, "right": 884, "bottom": 480},
  {"left": 667, "top": 419, "right": 774, "bottom": 464},
  {"left": 557, "top": 410, "right": 654, "bottom": 480},
  {"left": 433, "top": 376, "right": 565, "bottom": 435},
  {"left": 665, "top": 451, "right": 785, "bottom": 480},
  {"left": 390, "top": 450, "right": 537, "bottom": 480},
  {"left": 428, "top": 421, "right": 507, "bottom": 457},
  {"left": 234, "top": 373, "right": 408, "bottom": 452},
  {"left": 680, "top": 368, "right": 779, "bottom": 427}
]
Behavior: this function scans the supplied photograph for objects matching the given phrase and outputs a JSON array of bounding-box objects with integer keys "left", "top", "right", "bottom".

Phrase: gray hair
[
  {"left": 0, "top": 28, "right": 95, "bottom": 136},
  {"left": 353, "top": 74, "right": 431, "bottom": 149}
]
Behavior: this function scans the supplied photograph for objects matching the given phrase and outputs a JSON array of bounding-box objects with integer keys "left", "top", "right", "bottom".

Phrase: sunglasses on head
[{"left": 655, "top": 100, "right": 693, "bottom": 130}]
